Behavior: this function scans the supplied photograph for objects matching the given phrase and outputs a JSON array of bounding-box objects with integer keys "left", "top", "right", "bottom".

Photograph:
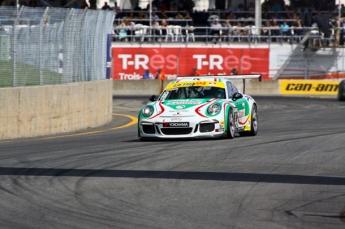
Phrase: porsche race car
[{"left": 138, "top": 75, "right": 261, "bottom": 140}]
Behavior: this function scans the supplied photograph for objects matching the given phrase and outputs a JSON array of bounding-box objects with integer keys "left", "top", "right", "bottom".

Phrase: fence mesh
[{"left": 0, "top": 6, "right": 115, "bottom": 87}]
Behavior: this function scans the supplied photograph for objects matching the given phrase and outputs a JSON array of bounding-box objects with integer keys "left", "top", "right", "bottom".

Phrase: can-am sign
[{"left": 112, "top": 47, "right": 269, "bottom": 80}]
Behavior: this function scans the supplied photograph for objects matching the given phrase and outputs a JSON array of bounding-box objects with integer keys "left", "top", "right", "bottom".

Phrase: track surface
[{"left": 0, "top": 96, "right": 344, "bottom": 229}]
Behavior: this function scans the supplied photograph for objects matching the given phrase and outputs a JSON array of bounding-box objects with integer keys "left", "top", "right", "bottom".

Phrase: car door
[{"left": 227, "top": 81, "right": 248, "bottom": 127}]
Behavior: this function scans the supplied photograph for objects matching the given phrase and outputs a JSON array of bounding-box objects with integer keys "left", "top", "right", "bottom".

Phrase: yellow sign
[
  {"left": 165, "top": 81, "right": 225, "bottom": 90},
  {"left": 280, "top": 80, "right": 339, "bottom": 95}
]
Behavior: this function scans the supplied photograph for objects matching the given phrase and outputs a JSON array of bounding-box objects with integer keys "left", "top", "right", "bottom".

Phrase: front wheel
[{"left": 227, "top": 108, "right": 236, "bottom": 139}]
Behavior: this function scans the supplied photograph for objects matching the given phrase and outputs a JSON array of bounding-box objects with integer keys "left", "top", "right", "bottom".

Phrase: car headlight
[
  {"left": 207, "top": 103, "right": 221, "bottom": 115},
  {"left": 142, "top": 105, "right": 154, "bottom": 117}
]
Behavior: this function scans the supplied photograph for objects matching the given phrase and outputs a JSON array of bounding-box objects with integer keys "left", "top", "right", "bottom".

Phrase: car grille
[
  {"left": 199, "top": 123, "right": 215, "bottom": 133},
  {"left": 161, "top": 127, "right": 193, "bottom": 135},
  {"left": 142, "top": 125, "right": 155, "bottom": 134}
]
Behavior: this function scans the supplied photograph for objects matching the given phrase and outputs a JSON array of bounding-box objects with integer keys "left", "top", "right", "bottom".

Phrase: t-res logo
[
  {"left": 193, "top": 53, "right": 252, "bottom": 70},
  {"left": 118, "top": 53, "right": 177, "bottom": 70}
]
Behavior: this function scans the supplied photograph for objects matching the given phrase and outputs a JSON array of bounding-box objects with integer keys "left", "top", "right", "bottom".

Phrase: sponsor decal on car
[
  {"left": 167, "top": 101, "right": 202, "bottom": 105},
  {"left": 163, "top": 122, "right": 189, "bottom": 127},
  {"left": 170, "top": 117, "right": 183, "bottom": 121}
]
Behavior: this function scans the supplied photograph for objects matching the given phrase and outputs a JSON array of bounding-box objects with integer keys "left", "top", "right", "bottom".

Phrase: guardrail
[{"left": 112, "top": 25, "right": 335, "bottom": 47}]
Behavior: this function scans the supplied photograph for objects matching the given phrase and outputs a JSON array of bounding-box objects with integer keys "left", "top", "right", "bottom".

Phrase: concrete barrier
[
  {"left": 113, "top": 79, "right": 280, "bottom": 96},
  {"left": 113, "top": 79, "right": 339, "bottom": 98},
  {"left": 0, "top": 80, "right": 113, "bottom": 140}
]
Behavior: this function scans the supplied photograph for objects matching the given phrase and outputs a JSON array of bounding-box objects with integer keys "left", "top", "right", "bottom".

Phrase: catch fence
[{"left": 0, "top": 6, "right": 115, "bottom": 87}]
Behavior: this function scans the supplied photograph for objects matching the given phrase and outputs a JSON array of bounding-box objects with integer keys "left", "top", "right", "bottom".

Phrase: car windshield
[{"left": 159, "top": 86, "right": 226, "bottom": 100}]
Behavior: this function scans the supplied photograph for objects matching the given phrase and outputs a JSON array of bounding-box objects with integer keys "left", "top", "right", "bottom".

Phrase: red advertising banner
[{"left": 112, "top": 47, "right": 269, "bottom": 80}]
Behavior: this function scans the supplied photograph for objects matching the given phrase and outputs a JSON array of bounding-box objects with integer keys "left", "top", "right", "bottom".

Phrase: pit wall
[
  {"left": 113, "top": 79, "right": 280, "bottom": 96},
  {"left": 0, "top": 80, "right": 113, "bottom": 140}
]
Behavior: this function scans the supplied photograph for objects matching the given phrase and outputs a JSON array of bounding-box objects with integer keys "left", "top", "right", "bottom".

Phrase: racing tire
[
  {"left": 239, "top": 104, "right": 258, "bottom": 136},
  {"left": 338, "top": 80, "right": 345, "bottom": 101},
  {"left": 227, "top": 108, "right": 236, "bottom": 139}
]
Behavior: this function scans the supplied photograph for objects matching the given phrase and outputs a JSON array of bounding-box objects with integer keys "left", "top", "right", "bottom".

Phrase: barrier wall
[
  {"left": 113, "top": 79, "right": 280, "bottom": 96},
  {"left": 113, "top": 79, "right": 340, "bottom": 98},
  {"left": 0, "top": 80, "right": 113, "bottom": 140}
]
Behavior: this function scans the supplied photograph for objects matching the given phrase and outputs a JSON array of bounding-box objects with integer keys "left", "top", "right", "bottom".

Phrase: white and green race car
[{"left": 138, "top": 75, "right": 261, "bottom": 140}]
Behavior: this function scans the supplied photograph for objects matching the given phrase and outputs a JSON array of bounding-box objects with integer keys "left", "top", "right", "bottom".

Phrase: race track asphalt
[{"left": 0, "top": 96, "right": 344, "bottom": 229}]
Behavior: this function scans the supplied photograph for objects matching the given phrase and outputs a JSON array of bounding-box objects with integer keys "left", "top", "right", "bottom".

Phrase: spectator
[
  {"left": 236, "top": 3, "right": 245, "bottom": 18},
  {"left": 101, "top": 1, "right": 111, "bottom": 10},
  {"left": 223, "top": 19, "right": 233, "bottom": 38},
  {"left": 175, "top": 11, "right": 183, "bottom": 19},
  {"left": 230, "top": 68, "right": 238, "bottom": 75},
  {"left": 291, "top": 10, "right": 300, "bottom": 20},
  {"left": 227, "top": 11, "right": 236, "bottom": 20},
  {"left": 292, "top": 18, "right": 303, "bottom": 36},
  {"left": 338, "top": 18, "right": 345, "bottom": 45},
  {"left": 271, "top": 0, "right": 282, "bottom": 11},
  {"left": 170, "top": 3, "right": 178, "bottom": 11},
  {"left": 220, "top": 11, "right": 228, "bottom": 20},
  {"left": 280, "top": 20, "right": 290, "bottom": 38},
  {"left": 159, "top": 2, "right": 167, "bottom": 11},
  {"left": 184, "top": 11, "right": 192, "bottom": 20},
  {"left": 193, "top": 67, "right": 201, "bottom": 76},
  {"left": 183, "top": 11, "right": 193, "bottom": 27},
  {"left": 226, "top": 3, "right": 234, "bottom": 13},
  {"left": 284, "top": 8, "right": 293, "bottom": 20},
  {"left": 152, "top": 19, "right": 161, "bottom": 41},
  {"left": 341, "top": 4, "right": 345, "bottom": 17},
  {"left": 271, "top": 18, "right": 281, "bottom": 40},
  {"left": 151, "top": 11, "right": 159, "bottom": 20},
  {"left": 160, "top": 19, "right": 169, "bottom": 41},
  {"left": 113, "top": 2, "right": 121, "bottom": 12},
  {"left": 138, "top": 12, "right": 147, "bottom": 25},
  {"left": 261, "top": 19, "right": 271, "bottom": 40},
  {"left": 143, "top": 70, "right": 151, "bottom": 79},
  {"left": 271, "top": 10, "right": 282, "bottom": 20},
  {"left": 160, "top": 10, "right": 169, "bottom": 19},
  {"left": 177, "top": 2, "right": 184, "bottom": 11},
  {"left": 126, "top": 19, "right": 135, "bottom": 40},
  {"left": 247, "top": 1, "right": 255, "bottom": 17},
  {"left": 209, "top": 18, "right": 223, "bottom": 44},
  {"left": 155, "top": 68, "right": 166, "bottom": 80},
  {"left": 118, "top": 19, "right": 128, "bottom": 41}
]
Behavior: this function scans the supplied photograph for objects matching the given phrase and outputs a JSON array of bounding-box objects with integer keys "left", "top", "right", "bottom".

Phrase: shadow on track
[{"left": 0, "top": 167, "right": 344, "bottom": 185}]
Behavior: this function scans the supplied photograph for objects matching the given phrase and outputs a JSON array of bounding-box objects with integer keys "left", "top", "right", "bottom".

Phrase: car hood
[{"left": 149, "top": 98, "right": 219, "bottom": 118}]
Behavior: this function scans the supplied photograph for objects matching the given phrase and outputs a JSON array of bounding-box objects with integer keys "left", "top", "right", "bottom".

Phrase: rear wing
[{"left": 175, "top": 74, "right": 262, "bottom": 94}]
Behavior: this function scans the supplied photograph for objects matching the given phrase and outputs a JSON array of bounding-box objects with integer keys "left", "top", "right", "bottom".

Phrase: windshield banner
[{"left": 111, "top": 47, "right": 269, "bottom": 80}]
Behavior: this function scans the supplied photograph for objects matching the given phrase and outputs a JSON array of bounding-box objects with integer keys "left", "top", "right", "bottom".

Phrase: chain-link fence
[{"left": 0, "top": 6, "right": 115, "bottom": 87}]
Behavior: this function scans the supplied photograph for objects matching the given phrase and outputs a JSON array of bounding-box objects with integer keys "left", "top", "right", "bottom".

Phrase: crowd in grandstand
[{"left": 108, "top": 0, "right": 345, "bottom": 45}]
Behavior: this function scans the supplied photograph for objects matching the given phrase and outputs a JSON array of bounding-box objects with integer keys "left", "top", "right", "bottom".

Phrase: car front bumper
[{"left": 139, "top": 117, "right": 226, "bottom": 139}]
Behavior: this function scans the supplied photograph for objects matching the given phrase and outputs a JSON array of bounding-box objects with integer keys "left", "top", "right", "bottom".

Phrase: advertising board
[
  {"left": 111, "top": 47, "right": 269, "bottom": 80},
  {"left": 280, "top": 80, "right": 339, "bottom": 95}
]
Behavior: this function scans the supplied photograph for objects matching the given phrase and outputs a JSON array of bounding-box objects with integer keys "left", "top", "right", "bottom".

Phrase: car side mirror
[
  {"left": 149, "top": 95, "right": 157, "bottom": 102},
  {"left": 232, "top": 92, "right": 243, "bottom": 101}
]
